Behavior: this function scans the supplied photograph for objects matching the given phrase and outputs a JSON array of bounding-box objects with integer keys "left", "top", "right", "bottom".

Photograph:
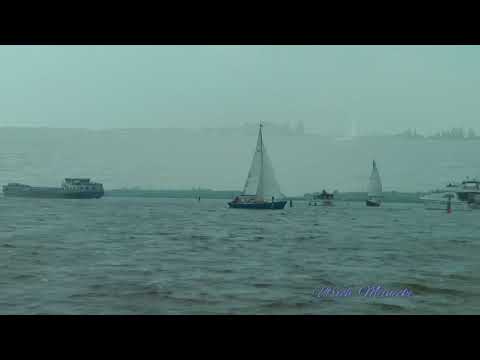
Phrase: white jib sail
[{"left": 367, "top": 160, "right": 383, "bottom": 198}]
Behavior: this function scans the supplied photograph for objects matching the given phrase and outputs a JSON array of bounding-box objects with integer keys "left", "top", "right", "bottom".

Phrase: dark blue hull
[
  {"left": 3, "top": 188, "right": 104, "bottom": 199},
  {"left": 366, "top": 200, "right": 381, "bottom": 207},
  {"left": 228, "top": 201, "right": 287, "bottom": 209}
]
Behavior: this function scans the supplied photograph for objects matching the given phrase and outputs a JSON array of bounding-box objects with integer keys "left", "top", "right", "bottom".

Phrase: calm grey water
[{"left": 1, "top": 196, "right": 479, "bottom": 314}]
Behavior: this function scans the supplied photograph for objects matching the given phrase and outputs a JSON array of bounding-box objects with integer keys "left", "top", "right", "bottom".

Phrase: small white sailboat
[
  {"left": 366, "top": 160, "right": 382, "bottom": 207},
  {"left": 228, "top": 124, "right": 287, "bottom": 209}
]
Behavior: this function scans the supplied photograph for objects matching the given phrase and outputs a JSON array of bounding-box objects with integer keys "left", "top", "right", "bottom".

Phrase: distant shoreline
[
  {"left": 1, "top": 127, "right": 479, "bottom": 141},
  {"left": 105, "top": 189, "right": 426, "bottom": 203}
]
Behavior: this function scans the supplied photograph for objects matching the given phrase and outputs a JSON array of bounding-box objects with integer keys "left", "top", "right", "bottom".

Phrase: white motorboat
[
  {"left": 308, "top": 190, "right": 334, "bottom": 206},
  {"left": 420, "top": 178, "right": 480, "bottom": 210},
  {"left": 420, "top": 190, "right": 471, "bottom": 211}
]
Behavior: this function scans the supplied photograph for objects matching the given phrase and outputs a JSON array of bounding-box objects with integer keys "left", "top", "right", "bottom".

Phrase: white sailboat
[
  {"left": 366, "top": 160, "right": 382, "bottom": 207},
  {"left": 228, "top": 124, "right": 287, "bottom": 209}
]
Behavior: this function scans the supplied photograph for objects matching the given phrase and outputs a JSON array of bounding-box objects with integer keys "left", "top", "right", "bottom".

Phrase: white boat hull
[
  {"left": 422, "top": 178, "right": 480, "bottom": 211},
  {"left": 421, "top": 199, "right": 472, "bottom": 211}
]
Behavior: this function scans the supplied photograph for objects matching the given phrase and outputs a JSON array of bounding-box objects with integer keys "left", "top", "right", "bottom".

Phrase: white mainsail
[
  {"left": 242, "top": 125, "right": 284, "bottom": 200},
  {"left": 367, "top": 160, "right": 383, "bottom": 198},
  {"left": 242, "top": 130, "right": 263, "bottom": 196}
]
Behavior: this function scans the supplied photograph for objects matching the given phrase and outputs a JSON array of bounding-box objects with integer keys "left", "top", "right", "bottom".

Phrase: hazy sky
[{"left": 1, "top": 45, "right": 479, "bottom": 135}]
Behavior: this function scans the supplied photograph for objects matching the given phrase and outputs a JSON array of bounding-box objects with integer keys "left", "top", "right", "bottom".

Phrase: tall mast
[
  {"left": 257, "top": 123, "right": 264, "bottom": 199},
  {"left": 259, "top": 123, "right": 263, "bottom": 154}
]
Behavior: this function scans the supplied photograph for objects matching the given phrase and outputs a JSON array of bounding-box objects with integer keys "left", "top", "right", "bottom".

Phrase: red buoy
[{"left": 446, "top": 194, "right": 453, "bottom": 213}]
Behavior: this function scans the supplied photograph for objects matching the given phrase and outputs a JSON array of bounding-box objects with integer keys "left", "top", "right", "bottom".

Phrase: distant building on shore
[
  {"left": 395, "top": 128, "right": 424, "bottom": 139},
  {"left": 241, "top": 122, "right": 291, "bottom": 136},
  {"left": 394, "top": 127, "right": 478, "bottom": 140},
  {"left": 241, "top": 121, "right": 306, "bottom": 136},
  {"left": 295, "top": 121, "right": 305, "bottom": 135},
  {"left": 198, "top": 121, "right": 307, "bottom": 136}
]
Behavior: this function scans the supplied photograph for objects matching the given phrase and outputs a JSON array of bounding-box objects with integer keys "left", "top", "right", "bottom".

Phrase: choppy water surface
[{"left": 1, "top": 197, "right": 479, "bottom": 314}]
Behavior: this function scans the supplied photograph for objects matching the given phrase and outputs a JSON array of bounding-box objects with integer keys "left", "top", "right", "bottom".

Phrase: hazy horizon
[
  {"left": 2, "top": 127, "right": 480, "bottom": 194},
  {"left": 0, "top": 125, "right": 477, "bottom": 137},
  {"left": 1, "top": 45, "right": 480, "bottom": 136},
  {"left": 2, "top": 45, "right": 480, "bottom": 194}
]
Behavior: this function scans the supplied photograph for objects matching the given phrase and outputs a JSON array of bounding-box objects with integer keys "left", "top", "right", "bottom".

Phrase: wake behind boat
[
  {"left": 366, "top": 160, "right": 383, "bottom": 207},
  {"left": 228, "top": 124, "right": 287, "bottom": 210}
]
